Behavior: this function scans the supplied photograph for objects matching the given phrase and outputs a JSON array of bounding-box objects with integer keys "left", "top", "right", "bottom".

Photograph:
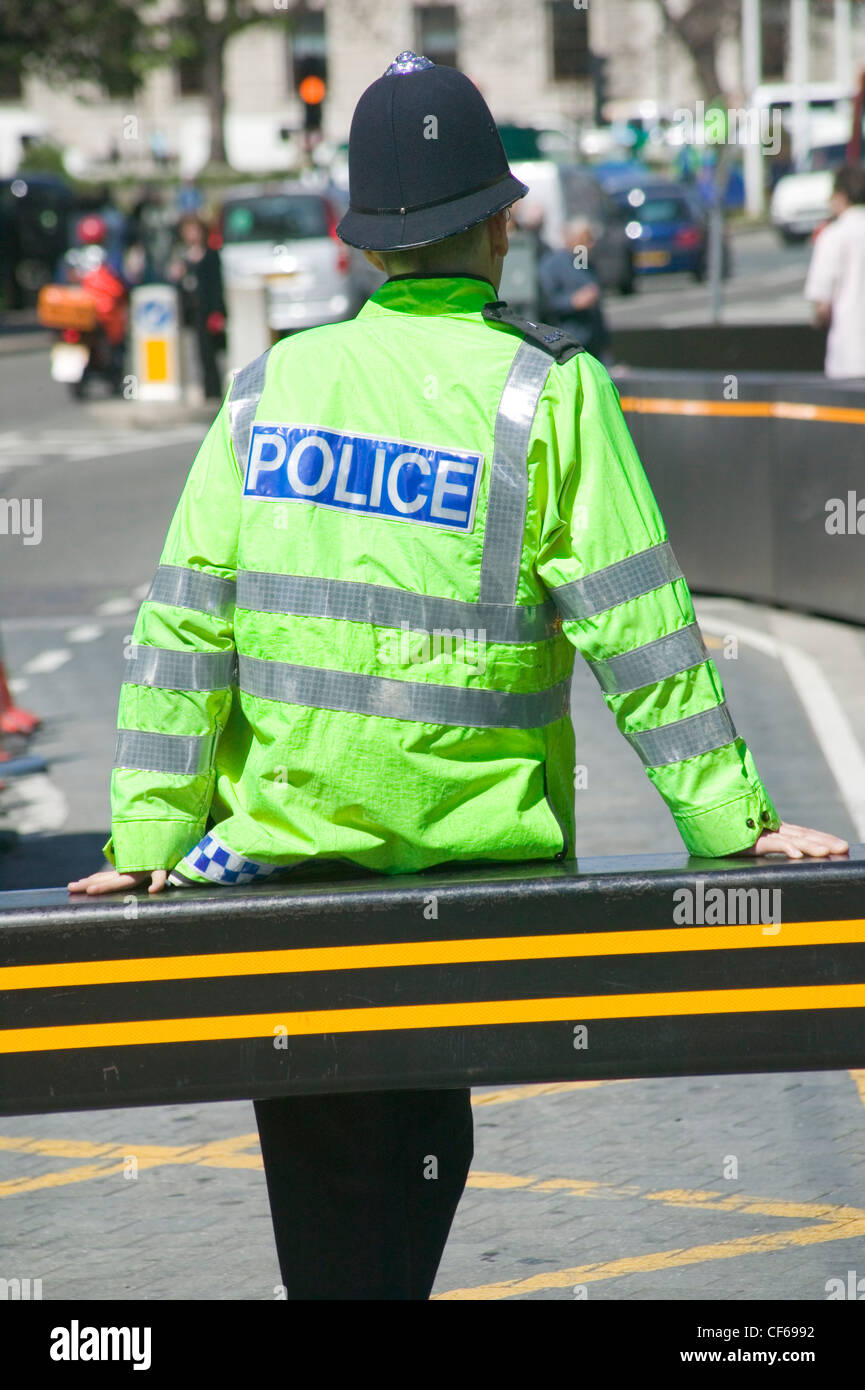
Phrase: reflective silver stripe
[
  {"left": 627, "top": 704, "right": 737, "bottom": 767},
  {"left": 147, "top": 565, "right": 236, "bottom": 621},
  {"left": 124, "top": 646, "right": 236, "bottom": 691},
  {"left": 479, "top": 341, "right": 553, "bottom": 605},
  {"left": 113, "top": 730, "right": 216, "bottom": 775},
  {"left": 236, "top": 570, "right": 559, "bottom": 644},
  {"left": 229, "top": 348, "right": 270, "bottom": 472},
  {"left": 550, "top": 541, "right": 683, "bottom": 620},
  {"left": 238, "top": 654, "right": 570, "bottom": 729},
  {"left": 588, "top": 622, "right": 709, "bottom": 696}
]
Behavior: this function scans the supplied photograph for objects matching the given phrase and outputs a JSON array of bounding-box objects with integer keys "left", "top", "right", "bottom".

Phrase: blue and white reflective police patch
[{"left": 243, "top": 423, "right": 484, "bottom": 533}]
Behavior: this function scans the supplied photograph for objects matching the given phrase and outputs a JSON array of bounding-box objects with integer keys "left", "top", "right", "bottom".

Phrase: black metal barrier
[
  {"left": 616, "top": 370, "right": 865, "bottom": 625},
  {"left": 612, "top": 324, "right": 828, "bottom": 373},
  {"left": 2, "top": 846, "right": 863, "bottom": 1117}
]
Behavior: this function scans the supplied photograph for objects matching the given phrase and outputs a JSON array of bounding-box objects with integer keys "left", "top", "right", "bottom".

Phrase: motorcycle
[
  {"left": 48, "top": 323, "right": 124, "bottom": 398},
  {"left": 37, "top": 251, "right": 128, "bottom": 399}
]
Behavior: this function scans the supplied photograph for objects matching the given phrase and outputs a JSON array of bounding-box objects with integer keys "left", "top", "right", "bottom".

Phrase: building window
[
  {"left": 761, "top": 0, "right": 787, "bottom": 79},
  {"left": 548, "top": 0, "right": 590, "bottom": 81},
  {"left": 415, "top": 5, "right": 458, "bottom": 70},
  {"left": 290, "top": 9, "right": 328, "bottom": 91},
  {"left": 177, "top": 53, "right": 205, "bottom": 97}
]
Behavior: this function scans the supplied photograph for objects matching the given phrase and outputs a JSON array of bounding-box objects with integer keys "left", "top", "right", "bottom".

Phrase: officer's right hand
[
  {"left": 68, "top": 869, "right": 168, "bottom": 895},
  {"left": 742, "top": 823, "right": 849, "bottom": 860}
]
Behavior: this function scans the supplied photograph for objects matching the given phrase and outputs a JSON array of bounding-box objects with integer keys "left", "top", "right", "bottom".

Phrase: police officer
[{"left": 71, "top": 53, "right": 848, "bottom": 1299}]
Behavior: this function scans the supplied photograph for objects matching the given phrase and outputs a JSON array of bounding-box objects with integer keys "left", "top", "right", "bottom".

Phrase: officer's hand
[
  {"left": 741, "top": 823, "right": 849, "bottom": 860},
  {"left": 68, "top": 869, "right": 168, "bottom": 895}
]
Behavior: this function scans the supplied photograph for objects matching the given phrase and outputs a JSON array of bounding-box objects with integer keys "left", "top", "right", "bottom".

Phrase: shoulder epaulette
[{"left": 482, "top": 300, "right": 585, "bottom": 363}]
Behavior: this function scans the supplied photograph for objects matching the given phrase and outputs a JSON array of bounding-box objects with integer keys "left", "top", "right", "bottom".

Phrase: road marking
[
  {"left": 2, "top": 614, "right": 134, "bottom": 630},
  {"left": 435, "top": 1217, "right": 865, "bottom": 1299},
  {"left": 851, "top": 1069, "right": 865, "bottom": 1112},
  {"left": 4, "top": 773, "right": 68, "bottom": 834},
  {"left": 464, "top": 1171, "right": 865, "bottom": 1222},
  {"left": 472, "top": 1080, "right": 632, "bottom": 1107},
  {"left": 20, "top": 648, "right": 70, "bottom": 675},
  {"left": 95, "top": 597, "right": 137, "bottom": 616},
  {"left": 697, "top": 612, "right": 865, "bottom": 838},
  {"left": 3, "top": 1134, "right": 864, "bottom": 1229},
  {"left": 0, "top": 1160, "right": 131, "bottom": 1198},
  {"left": 66, "top": 624, "right": 103, "bottom": 643},
  {"left": 0, "top": 424, "right": 205, "bottom": 473}
]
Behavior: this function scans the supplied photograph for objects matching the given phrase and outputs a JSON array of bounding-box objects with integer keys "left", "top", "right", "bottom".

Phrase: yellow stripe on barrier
[
  {"left": 619, "top": 396, "right": 865, "bottom": 426},
  {"left": 1, "top": 982, "right": 865, "bottom": 1054},
  {"left": 2, "top": 919, "right": 863, "bottom": 991}
]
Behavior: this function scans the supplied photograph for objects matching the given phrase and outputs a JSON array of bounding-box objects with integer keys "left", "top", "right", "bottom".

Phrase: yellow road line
[
  {"left": 465, "top": 1171, "right": 865, "bottom": 1223},
  {"left": 434, "top": 1216, "right": 865, "bottom": 1299},
  {"left": 471, "top": 1080, "right": 632, "bottom": 1106},
  {"left": 3, "top": 919, "right": 863, "bottom": 991},
  {"left": 850, "top": 1069, "right": 865, "bottom": 1112},
  {"left": 3, "top": 981, "right": 865, "bottom": 1054},
  {"left": 0, "top": 1132, "right": 261, "bottom": 1167},
  {"left": 0, "top": 1160, "right": 131, "bottom": 1198}
]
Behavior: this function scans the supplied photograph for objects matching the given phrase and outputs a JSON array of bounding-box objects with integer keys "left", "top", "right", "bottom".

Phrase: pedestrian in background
[
  {"left": 804, "top": 164, "right": 865, "bottom": 379},
  {"left": 537, "top": 217, "right": 609, "bottom": 361},
  {"left": 168, "top": 213, "right": 226, "bottom": 400}
]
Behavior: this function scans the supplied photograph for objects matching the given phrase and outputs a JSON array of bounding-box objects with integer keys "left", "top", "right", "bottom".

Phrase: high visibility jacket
[{"left": 105, "top": 275, "right": 780, "bottom": 880}]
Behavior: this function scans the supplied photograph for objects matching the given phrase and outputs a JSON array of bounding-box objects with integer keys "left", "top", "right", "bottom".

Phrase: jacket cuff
[
  {"left": 104, "top": 820, "right": 206, "bottom": 874},
  {"left": 674, "top": 790, "right": 782, "bottom": 859}
]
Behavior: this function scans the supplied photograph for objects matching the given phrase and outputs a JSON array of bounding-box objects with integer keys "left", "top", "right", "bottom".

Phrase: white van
[{"left": 769, "top": 114, "right": 853, "bottom": 241}]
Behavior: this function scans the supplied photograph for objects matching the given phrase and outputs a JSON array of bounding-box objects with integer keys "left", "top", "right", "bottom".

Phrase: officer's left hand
[
  {"left": 742, "top": 822, "right": 849, "bottom": 859},
  {"left": 68, "top": 869, "right": 168, "bottom": 895}
]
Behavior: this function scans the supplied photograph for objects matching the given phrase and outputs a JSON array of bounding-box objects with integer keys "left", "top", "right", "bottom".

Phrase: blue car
[{"left": 600, "top": 176, "right": 730, "bottom": 281}]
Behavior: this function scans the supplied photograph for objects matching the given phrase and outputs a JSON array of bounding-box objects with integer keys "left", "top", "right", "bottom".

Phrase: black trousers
[
  {"left": 194, "top": 324, "right": 223, "bottom": 400},
  {"left": 254, "top": 1087, "right": 474, "bottom": 1300}
]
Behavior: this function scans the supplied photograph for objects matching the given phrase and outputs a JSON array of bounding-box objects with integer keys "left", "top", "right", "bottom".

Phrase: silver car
[{"left": 219, "top": 183, "right": 382, "bottom": 335}]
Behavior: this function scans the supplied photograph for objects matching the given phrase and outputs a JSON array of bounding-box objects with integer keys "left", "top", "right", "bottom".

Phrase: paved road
[
  {"left": 605, "top": 225, "right": 813, "bottom": 328},
  {"left": 1, "top": 334, "right": 864, "bottom": 1302}
]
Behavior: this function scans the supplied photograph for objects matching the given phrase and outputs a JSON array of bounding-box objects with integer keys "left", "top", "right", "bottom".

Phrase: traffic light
[
  {"left": 296, "top": 58, "right": 326, "bottom": 135},
  {"left": 589, "top": 53, "right": 608, "bottom": 126}
]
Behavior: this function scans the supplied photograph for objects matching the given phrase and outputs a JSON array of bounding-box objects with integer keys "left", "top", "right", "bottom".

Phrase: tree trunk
[
  {"left": 203, "top": 28, "right": 227, "bottom": 166},
  {"left": 654, "top": 0, "right": 728, "bottom": 105}
]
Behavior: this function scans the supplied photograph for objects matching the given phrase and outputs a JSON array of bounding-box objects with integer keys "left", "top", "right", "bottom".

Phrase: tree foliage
[{"left": 0, "top": 0, "right": 162, "bottom": 97}]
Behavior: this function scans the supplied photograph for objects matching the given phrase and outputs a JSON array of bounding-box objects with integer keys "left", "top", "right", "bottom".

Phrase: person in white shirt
[{"left": 804, "top": 164, "right": 865, "bottom": 378}]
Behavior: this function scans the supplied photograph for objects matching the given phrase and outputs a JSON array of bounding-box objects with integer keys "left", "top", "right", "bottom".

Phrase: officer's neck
[{"left": 384, "top": 269, "right": 498, "bottom": 293}]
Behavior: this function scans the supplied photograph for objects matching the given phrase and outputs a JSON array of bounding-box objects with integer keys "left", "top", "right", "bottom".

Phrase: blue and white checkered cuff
[{"left": 168, "top": 831, "right": 281, "bottom": 888}]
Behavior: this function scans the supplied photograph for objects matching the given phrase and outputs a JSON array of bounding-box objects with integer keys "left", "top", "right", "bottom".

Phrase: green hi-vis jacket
[{"left": 105, "top": 275, "right": 780, "bottom": 878}]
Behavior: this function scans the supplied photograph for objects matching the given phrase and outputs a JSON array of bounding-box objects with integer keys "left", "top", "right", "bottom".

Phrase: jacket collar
[{"left": 358, "top": 274, "right": 498, "bottom": 319}]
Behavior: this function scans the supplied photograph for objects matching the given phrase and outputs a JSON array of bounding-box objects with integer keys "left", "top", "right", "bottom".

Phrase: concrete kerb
[{"left": 82, "top": 397, "right": 219, "bottom": 429}]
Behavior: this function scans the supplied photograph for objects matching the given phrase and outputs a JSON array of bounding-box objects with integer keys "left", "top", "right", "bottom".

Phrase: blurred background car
[
  {"left": 218, "top": 182, "right": 382, "bottom": 337},
  {"left": 601, "top": 175, "right": 730, "bottom": 282},
  {"left": 769, "top": 118, "right": 853, "bottom": 242},
  {"left": 0, "top": 173, "right": 78, "bottom": 309}
]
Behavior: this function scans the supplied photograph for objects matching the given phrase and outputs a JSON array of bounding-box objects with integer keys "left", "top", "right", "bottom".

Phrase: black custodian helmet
[{"left": 336, "top": 52, "right": 528, "bottom": 251}]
